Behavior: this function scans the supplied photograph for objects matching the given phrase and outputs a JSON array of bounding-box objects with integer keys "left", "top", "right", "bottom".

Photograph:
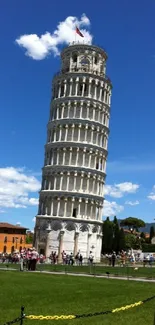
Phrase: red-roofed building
[{"left": 0, "top": 222, "right": 32, "bottom": 253}]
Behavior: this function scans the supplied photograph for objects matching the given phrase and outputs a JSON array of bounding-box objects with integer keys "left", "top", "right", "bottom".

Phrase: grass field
[
  {"left": 0, "top": 271, "right": 155, "bottom": 325},
  {"left": 1, "top": 263, "right": 155, "bottom": 279}
]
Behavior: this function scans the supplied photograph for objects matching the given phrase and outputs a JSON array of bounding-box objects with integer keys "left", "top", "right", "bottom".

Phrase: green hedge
[{"left": 142, "top": 244, "right": 155, "bottom": 252}]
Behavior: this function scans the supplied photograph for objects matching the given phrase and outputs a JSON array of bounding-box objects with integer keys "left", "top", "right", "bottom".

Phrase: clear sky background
[{"left": 0, "top": 0, "right": 155, "bottom": 229}]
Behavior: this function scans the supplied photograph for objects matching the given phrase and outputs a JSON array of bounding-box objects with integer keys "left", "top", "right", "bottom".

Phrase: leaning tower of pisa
[{"left": 34, "top": 42, "right": 112, "bottom": 262}]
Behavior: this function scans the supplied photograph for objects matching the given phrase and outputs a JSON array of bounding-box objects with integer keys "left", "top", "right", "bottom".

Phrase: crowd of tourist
[
  {"left": 0, "top": 248, "right": 41, "bottom": 271},
  {"left": 49, "top": 250, "right": 94, "bottom": 265},
  {"left": 0, "top": 248, "right": 155, "bottom": 270},
  {"left": 103, "top": 251, "right": 155, "bottom": 267}
]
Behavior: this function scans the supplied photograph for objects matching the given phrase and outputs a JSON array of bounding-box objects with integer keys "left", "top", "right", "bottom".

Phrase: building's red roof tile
[{"left": 0, "top": 222, "right": 28, "bottom": 230}]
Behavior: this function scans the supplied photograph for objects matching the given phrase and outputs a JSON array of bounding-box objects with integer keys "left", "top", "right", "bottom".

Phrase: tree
[
  {"left": 26, "top": 233, "right": 33, "bottom": 244},
  {"left": 125, "top": 234, "right": 136, "bottom": 249},
  {"left": 140, "top": 232, "right": 146, "bottom": 240},
  {"left": 118, "top": 228, "right": 126, "bottom": 251},
  {"left": 120, "top": 217, "right": 145, "bottom": 231},
  {"left": 150, "top": 226, "right": 155, "bottom": 243},
  {"left": 102, "top": 217, "right": 113, "bottom": 253},
  {"left": 112, "top": 216, "right": 120, "bottom": 253}
]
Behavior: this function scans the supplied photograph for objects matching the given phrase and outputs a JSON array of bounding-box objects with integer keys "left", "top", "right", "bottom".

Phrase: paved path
[{"left": 1, "top": 267, "right": 155, "bottom": 283}]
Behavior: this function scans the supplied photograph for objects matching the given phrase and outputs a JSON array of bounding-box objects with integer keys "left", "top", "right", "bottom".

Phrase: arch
[
  {"left": 52, "top": 220, "right": 62, "bottom": 231},
  {"left": 65, "top": 222, "right": 75, "bottom": 231},
  {"left": 72, "top": 52, "right": 78, "bottom": 63},
  {"left": 94, "top": 54, "right": 98, "bottom": 64},
  {"left": 80, "top": 224, "right": 88, "bottom": 232},
  {"left": 81, "top": 57, "right": 90, "bottom": 65},
  {"left": 92, "top": 225, "right": 99, "bottom": 233}
]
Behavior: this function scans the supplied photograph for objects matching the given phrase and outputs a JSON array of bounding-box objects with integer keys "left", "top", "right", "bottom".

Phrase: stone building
[{"left": 34, "top": 42, "right": 112, "bottom": 262}]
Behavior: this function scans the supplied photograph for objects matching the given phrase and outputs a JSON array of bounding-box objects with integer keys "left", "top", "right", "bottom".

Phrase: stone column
[
  {"left": 61, "top": 104, "right": 65, "bottom": 119},
  {"left": 58, "top": 83, "right": 61, "bottom": 98},
  {"left": 66, "top": 172, "right": 70, "bottom": 191},
  {"left": 50, "top": 199, "right": 53, "bottom": 216},
  {"left": 86, "top": 103, "right": 89, "bottom": 119},
  {"left": 79, "top": 103, "right": 83, "bottom": 119},
  {"left": 71, "top": 198, "right": 75, "bottom": 216},
  {"left": 64, "top": 80, "right": 67, "bottom": 97},
  {"left": 76, "top": 148, "right": 79, "bottom": 166},
  {"left": 84, "top": 199, "right": 88, "bottom": 218},
  {"left": 80, "top": 172, "right": 84, "bottom": 191},
  {"left": 84, "top": 125, "right": 88, "bottom": 142},
  {"left": 59, "top": 126, "right": 62, "bottom": 141},
  {"left": 54, "top": 175, "right": 57, "bottom": 190},
  {"left": 57, "top": 198, "right": 61, "bottom": 216},
  {"left": 60, "top": 172, "right": 63, "bottom": 190},
  {"left": 78, "top": 198, "right": 82, "bottom": 218},
  {"left": 73, "top": 101, "right": 77, "bottom": 118},
  {"left": 75, "top": 78, "right": 79, "bottom": 96},
  {"left": 64, "top": 198, "right": 67, "bottom": 217},
  {"left": 65, "top": 125, "right": 68, "bottom": 141},
  {"left": 90, "top": 201, "right": 94, "bottom": 219},
  {"left": 87, "top": 173, "right": 90, "bottom": 192},
  {"left": 71, "top": 124, "right": 75, "bottom": 141},
  {"left": 82, "top": 148, "right": 86, "bottom": 166},
  {"left": 88, "top": 79, "right": 92, "bottom": 97},
  {"left": 74, "top": 231, "right": 79, "bottom": 257},
  {"left": 73, "top": 172, "right": 77, "bottom": 191},
  {"left": 69, "top": 78, "right": 73, "bottom": 96},
  {"left": 58, "top": 230, "right": 65, "bottom": 263},
  {"left": 88, "top": 149, "right": 92, "bottom": 168},
  {"left": 91, "top": 126, "right": 94, "bottom": 143},
  {"left": 92, "top": 175, "right": 96, "bottom": 193},
  {"left": 78, "top": 124, "right": 81, "bottom": 142},
  {"left": 67, "top": 103, "right": 71, "bottom": 118},
  {"left": 62, "top": 148, "right": 66, "bottom": 165},
  {"left": 69, "top": 147, "right": 72, "bottom": 165},
  {"left": 56, "top": 149, "right": 59, "bottom": 165}
]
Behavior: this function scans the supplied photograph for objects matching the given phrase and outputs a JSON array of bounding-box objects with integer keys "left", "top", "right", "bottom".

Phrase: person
[
  {"left": 20, "top": 253, "right": 24, "bottom": 271},
  {"left": 89, "top": 251, "right": 93, "bottom": 264},
  {"left": 79, "top": 254, "right": 83, "bottom": 266},
  {"left": 70, "top": 253, "right": 74, "bottom": 265},
  {"left": 111, "top": 251, "right": 116, "bottom": 267},
  {"left": 26, "top": 248, "right": 32, "bottom": 271},
  {"left": 31, "top": 248, "right": 39, "bottom": 271}
]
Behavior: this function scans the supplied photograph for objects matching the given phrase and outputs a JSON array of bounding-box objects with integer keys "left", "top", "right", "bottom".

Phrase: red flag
[{"left": 76, "top": 27, "right": 84, "bottom": 38}]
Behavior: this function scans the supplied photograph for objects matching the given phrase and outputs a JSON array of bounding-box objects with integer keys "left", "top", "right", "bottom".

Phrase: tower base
[{"left": 34, "top": 216, "right": 103, "bottom": 263}]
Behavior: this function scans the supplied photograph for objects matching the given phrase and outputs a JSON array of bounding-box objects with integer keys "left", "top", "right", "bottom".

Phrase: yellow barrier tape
[
  {"left": 25, "top": 295, "right": 155, "bottom": 320},
  {"left": 25, "top": 315, "right": 76, "bottom": 320},
  {"left": 112, "top": 301, "right": 143, "bottom": 313}
]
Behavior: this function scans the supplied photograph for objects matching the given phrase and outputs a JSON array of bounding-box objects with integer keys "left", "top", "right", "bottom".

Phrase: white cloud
[
  {"left": 0, "top": 167, "right": 40, "bottom": 209},
  {"left": 104, "top": 182, "right": 139, "bottom": 198},
  {"left": 125, "top": 200, "right": 140, "bottom": 206},
  {"left": 147, "top": 186, "right": 155, "bottom": 201},
  {"left": 0, "top": 209, "right": 5, "bottom": 213},
  {"left": 32, "top": 217, "right": 36, "bottom": 222},
  {"left": 148, "top": 195, "right": 155, "bottom": 201},
  {"left": 103, "top": 200, "right": 124, "bottom": 217},
  {"left": 16, "top": 14, "right": 92, "bottom": 60}
]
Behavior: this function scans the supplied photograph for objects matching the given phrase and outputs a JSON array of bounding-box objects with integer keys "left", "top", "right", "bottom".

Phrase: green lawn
[
  {"left": 1, "top": 263, "right": 155, "bottom": 279},
  {"left": 0, "top": 271, "right": 155, "bottom": 325}
]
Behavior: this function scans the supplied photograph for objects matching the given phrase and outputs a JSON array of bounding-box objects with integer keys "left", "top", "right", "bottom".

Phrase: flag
[{"left": 76, "top": 27, "right": 84, "bottom": 38}]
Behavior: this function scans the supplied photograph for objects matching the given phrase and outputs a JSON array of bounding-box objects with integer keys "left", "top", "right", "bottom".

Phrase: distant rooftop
[{"left": 0, "top": 222, "right": 28, "bottom": 230}]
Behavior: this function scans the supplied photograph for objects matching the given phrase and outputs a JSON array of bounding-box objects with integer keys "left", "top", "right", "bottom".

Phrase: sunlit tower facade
[{"left": 34, "top": 42, "right": 112, "bottom": 262}]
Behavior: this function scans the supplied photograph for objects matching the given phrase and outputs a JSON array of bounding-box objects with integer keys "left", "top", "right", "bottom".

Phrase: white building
[{"left": 34, "top": 42, "right": 112, "bottom": 262}]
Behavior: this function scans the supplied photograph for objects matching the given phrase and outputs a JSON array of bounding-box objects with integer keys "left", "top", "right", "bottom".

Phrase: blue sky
[{"left": 0, "top": 0, "right": 155, "bottom": 229}]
